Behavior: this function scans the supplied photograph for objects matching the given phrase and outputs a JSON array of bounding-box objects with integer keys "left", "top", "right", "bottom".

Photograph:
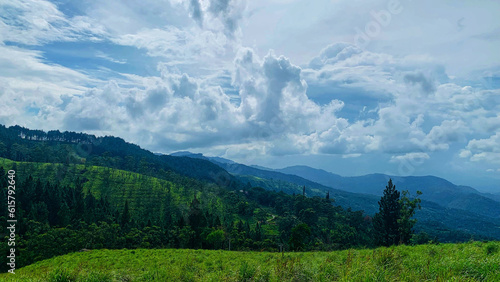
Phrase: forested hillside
[
  {"left": 236, "top": 174, "right": 500, "bottom": 242},
  {"left": 206, "top": 159, "right": 500, "bottom": 241},
  {"left": 0, "top": 158, "right": 374, "bottom": 271},
  {"left": 0, "top": 125, "right": 237, "bottom": 189}
]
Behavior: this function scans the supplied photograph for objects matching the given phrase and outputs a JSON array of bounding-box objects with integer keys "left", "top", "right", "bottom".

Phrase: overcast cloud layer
[{"left": 1, "top": 0, "right": 499, "bottom": 191}]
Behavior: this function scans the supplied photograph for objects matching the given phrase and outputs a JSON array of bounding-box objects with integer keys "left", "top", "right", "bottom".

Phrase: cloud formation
[
  {"left": 0, "top": 0, "right": 106, "bottom": 45},
  {"left": 1, "top": 0, "right": 500, "bottom": 188},
  {"left": 461, "top": 132, "right": 500, "bottom": 165}
]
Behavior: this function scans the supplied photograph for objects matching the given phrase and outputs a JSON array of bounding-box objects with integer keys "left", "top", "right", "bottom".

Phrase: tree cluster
[{"left": 373, "top": 179, "right": 422, "bottom": 246}]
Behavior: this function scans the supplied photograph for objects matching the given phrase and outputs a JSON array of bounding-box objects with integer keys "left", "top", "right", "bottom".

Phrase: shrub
[
  {"left": 239, "top": 261, "right": 257, "bottom": 281},
  {"left": 81, "top": 271, "right": 113, "bottom": 282},
  {"left": 485, "top": 243, "right": 499, "bottom": 255}
]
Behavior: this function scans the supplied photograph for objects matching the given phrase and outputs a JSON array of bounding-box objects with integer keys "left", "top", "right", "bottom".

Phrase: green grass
[{"left": 2, "top": 242, "right": 499, "bottom": 281}]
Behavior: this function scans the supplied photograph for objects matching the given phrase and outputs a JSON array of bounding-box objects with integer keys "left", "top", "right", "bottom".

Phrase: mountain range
[
  {"left": 171, "top": 151, "right": 500, "bottom": 218},
  {"left": 170, "top": 151, "right": 500, "bottom": 240}
]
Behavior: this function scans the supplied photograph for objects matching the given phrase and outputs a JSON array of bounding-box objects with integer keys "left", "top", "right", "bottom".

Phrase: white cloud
[
  {"left": 467, "top": 133, "right": 500, "bottom": 154},
  {"left": 95, "top": 51, "right": 127, "bottom": 64},
  {"left": 112, "top": 26, "right": 228, "bottom": 64},
  {"left": 84, "top": 0, "right": 190, "bottom": 35},
  {"left": 462, "top": 132, "right": 500, "bottom": 164},
  {"left": 389, "top": 152, "right": 430, "bottom": 164},
  {"left": 32, "top": 48, "right": 348, "bottom": 155},
  {"left": 0, "top": 0, "right": 106, "bottom": 45},
  {"left": 0, "top": 43, "right": 96, "bottom": 129},
  {"left": 13, "top": 41, "right": 488, "bottom": 163},
  {"left": 459, "top": 149, "right": 472, "bottom": 159},
  {"left": 1, "top": 0, "right": 500, "bottom": 189}
]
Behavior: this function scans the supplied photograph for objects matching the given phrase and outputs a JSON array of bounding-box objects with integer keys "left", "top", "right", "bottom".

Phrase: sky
[{"left": 1, "top": 0, "right": 499, "bottom": 192}]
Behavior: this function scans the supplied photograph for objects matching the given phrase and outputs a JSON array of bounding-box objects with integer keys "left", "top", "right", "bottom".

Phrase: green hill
[
  {"left": 0, "top": 125, "right": 237, "bottom": 189},
  {"left": 0, "top": 157, "right": 219, "bottom": 217},
  {"left": 1, "top": 242, "right": 499, "bottom": 281}
]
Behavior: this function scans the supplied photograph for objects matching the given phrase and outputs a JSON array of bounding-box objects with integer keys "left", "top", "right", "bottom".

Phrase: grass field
[{"left": 1, "top": 241, "right": 499, "bottom": 281}]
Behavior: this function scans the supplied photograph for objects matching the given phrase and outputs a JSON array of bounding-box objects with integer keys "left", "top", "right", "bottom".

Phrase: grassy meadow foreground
[{"left": 2, "top": 242, "right": 499, "bottom": 281}]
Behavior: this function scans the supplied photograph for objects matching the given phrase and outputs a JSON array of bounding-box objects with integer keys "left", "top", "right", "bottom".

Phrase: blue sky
[{"left": 1, "top": 0, "right": 499, "bottom": 191}]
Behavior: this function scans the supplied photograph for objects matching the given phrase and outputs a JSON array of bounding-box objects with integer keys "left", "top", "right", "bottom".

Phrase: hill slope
[
  {"left": 0, "top": 125, "right": 238, "bottom": 189},
  {"left": 0, "top": 157, "right": 208, "bottom": 218}
]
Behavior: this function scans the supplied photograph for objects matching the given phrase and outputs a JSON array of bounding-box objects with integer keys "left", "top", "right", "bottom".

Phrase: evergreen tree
[
  {"left": 289, "top": 223, "right": 311, "bottom": 251},
  {"left": 71, "top": 181, "right": 85, "bottom": 224},
  {"left": 254, "top": 222, "right": 262, "bottom": 241},
  {"left": 121, "top": 200, "right": 131, "bottom": 228},
  {"left": 84, "top": 191, "right": 97, "bottom": 223},
  {"left": 57, "top": 201, "right": 71, "bottom": 227},
  {"left": 188, "top": 195, "right": 206, "bottom": 231},
  {"left": 373, "top": 179, "right": 401, "bottom": 246}
]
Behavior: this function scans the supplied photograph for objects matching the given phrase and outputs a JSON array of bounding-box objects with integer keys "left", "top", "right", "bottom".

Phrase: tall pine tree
[
  {"left": 121, "top": 200, "right": 131, "bottom": 228},
  {"left": 373, "top": 179, "right": 401, "bottom": 246}
]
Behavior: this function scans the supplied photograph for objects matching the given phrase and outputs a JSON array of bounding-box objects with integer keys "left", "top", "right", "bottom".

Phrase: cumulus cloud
[
  {"left": 460, "top": 132, "right": 500, "bottom": 164},
  {"left": 403, "top": 72, "right": 436, "bottom": 94},
  {"left": 0, "top": 44, "right": 93, "bottom": 129},
  {"left": 5, "top": 36, "right": 494, "bottom": 162},
  {"left": 420, "top": 120, "right": 470, "bottom": 151},
  {"left": 298, "top": 42, "right": 500, "bottom": 162},
  {"left": 2, "top": 0, "right": 500, "bottom": 174},
  {"left": 308, "top": 43, "right": 363, "bottom": 70},
  {"left": 31, "top": 48, "right": 349, "bottom": 155}
]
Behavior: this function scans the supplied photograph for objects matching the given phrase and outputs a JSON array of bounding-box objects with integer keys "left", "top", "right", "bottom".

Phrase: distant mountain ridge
[
  {"left": 196, "top": 156, "right": 500, "bottom": 240},
  {"left": 276, "top": 166, "right": 500, "bottom": 218},
  {"left": 169, "top": 151, "right": 235, "bottom": 164},
  {"left": 170, "top": 153, "right": 500, "bottom": 219}
]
